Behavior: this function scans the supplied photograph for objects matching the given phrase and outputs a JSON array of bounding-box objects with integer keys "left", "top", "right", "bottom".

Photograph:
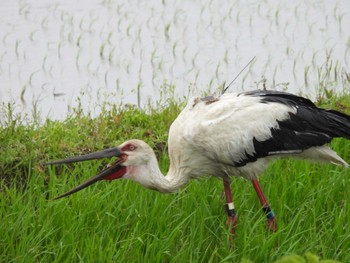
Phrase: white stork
[{"left": 47, "top": 90, "right": 350, "bottom": 235}]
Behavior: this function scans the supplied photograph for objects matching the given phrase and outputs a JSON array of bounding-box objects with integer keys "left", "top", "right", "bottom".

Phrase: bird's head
[
  {"left": 119, "top": 139, "right": 157, "bottom": 167},
  {"left": 46, "top": 139, "right": 159, "bottom": 200}
]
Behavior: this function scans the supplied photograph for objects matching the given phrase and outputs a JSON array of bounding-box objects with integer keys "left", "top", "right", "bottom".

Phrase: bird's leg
[
  {"left": 223, "top": 178, "right": 238, "bottom": 236},
  {"left": 251, "top": 179, "right": 277, "bottom": 232}
]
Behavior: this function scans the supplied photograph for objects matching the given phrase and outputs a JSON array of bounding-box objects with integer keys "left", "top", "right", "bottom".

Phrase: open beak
[{"left": 46, "top": 147, "right": 127, "bottom": 200}]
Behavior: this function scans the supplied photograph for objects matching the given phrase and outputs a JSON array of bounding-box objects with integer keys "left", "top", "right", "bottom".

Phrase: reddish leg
[
  {"left": 251, "top": 179, "right": 277, "bottom": 232},
  {"left": 223, "top": 178, "right": 238, "bottom": 235}
]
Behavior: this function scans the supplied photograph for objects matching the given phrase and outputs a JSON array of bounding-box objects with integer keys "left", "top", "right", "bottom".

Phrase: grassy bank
[{"left": 0, "top": 93, "right": 350, "bottom": 262}]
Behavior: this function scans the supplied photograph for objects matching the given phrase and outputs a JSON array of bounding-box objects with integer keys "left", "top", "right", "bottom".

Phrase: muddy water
[{"left": 0, "top": 0, "right": 349, "bottom": 121}]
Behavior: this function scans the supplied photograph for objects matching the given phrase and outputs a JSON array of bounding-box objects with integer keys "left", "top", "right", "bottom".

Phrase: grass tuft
[{"left": 1, "top": 92, "right": 350, "bottom": 262}]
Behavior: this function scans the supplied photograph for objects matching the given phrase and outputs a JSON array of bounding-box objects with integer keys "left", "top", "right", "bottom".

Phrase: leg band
[
  {"left": 225, "top": 202, "right": 236, "bottom": 217},
  {"left": 262, "top": 206, "right": 275, "bottom": 220}
]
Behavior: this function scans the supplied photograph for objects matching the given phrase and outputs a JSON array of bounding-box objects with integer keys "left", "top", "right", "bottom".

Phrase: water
[{"left": 1, "top": 0, "right": 349, "bottom": 121}]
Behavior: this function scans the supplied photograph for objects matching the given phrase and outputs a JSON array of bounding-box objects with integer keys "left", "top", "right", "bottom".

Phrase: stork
[{"left": 47, "top": 90, "right": 350, "bottom": 236}]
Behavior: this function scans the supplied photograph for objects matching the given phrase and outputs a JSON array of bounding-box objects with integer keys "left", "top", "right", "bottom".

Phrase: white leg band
[{"left": 227, "top": 202, "right": 235, "bottom": 210}]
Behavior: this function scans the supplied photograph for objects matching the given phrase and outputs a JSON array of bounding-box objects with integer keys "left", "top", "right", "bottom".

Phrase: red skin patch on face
[
  {"left": 121, "top": 143, "right": 137, "bottom": 152},
  {"left": 103, "top": 166, "right": 127, "bottom": 180}
]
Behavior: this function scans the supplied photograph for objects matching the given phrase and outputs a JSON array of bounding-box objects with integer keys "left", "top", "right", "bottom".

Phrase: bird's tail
[
  {"left": 312, "top": 108, "right": 350, "bottom": 167},
  {"left": 299, "top": 146, "right": 349, "bottom": 167},
  {"left": 316, "top": 108, "right": 350, "bottom": 140}
]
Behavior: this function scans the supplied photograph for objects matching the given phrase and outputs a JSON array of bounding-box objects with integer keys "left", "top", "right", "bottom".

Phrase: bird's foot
[
  {"left": 262, "top": 206, "right": 277, "bottom": 232},
  {"left": 267, "top": 215, "right": 278, "bottom": 249},
  {"left": 226, "top": 215, "right": 238, "bottom": 236},
  {"left": 267, "top": 216, "right": 278, "bottom": 232},
  {"left": 226, "top": 215, "right": 238, "bottom": 248}
]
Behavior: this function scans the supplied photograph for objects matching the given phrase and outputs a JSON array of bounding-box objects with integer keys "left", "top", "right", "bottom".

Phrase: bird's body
[
  {"left": 165, "top": 90, "right": 348, "bottom": 186},
  {"left": 48, "top": 90, "right": 350, "bottom": 236}
]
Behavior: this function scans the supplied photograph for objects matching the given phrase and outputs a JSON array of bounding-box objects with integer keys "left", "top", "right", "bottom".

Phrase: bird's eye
[
  {"left": 129, "top": 144, "right": 136, "bottom": 151},
  {"left": 121, "top": 143, "right": 137, "bottom": 152}
]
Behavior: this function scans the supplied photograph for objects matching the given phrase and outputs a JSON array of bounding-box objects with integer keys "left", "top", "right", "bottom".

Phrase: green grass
[{"left": 1, "top": 94, "right": 350, "bottom": 262}]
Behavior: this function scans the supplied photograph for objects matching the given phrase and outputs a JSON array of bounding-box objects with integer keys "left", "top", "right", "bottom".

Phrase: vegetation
[{"left": 0, "top": 92, "right": 350, "bottom": 262}]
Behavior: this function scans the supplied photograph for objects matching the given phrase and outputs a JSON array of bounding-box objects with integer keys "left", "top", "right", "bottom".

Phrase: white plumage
[{"left": 166, "top": 92, "right": 347, "bottom": 183}]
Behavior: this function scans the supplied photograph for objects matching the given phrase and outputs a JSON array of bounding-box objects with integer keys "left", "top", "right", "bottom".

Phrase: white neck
[
  {"left": 125, "top": 158, "right": 189, "bottom": 193},
  {"left": 153, "top": 164, "right": 189, "bottom": 193}
]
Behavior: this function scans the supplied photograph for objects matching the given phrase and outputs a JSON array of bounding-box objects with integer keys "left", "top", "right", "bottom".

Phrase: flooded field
[{"left": 1, "top": 0, "right": 349, "bottom": 120}]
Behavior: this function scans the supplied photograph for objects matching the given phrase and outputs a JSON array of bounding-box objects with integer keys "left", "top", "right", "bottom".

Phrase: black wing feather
[{"left": 234, "top": 90, "right": 350, "bottom": 167}]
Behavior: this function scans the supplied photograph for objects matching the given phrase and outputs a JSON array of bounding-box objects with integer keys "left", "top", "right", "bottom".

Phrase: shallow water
[{"left": 0, "top": 0, "right": 349, "bottom": 121}]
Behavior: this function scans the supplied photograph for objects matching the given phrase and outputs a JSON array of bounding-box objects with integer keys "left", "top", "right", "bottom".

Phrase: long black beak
[
  {"left": 46, "top": 147, "right": 123, "bottom": 165},
  {"left": 46, "top": 147, "right": 127, "bottom": 200}
]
